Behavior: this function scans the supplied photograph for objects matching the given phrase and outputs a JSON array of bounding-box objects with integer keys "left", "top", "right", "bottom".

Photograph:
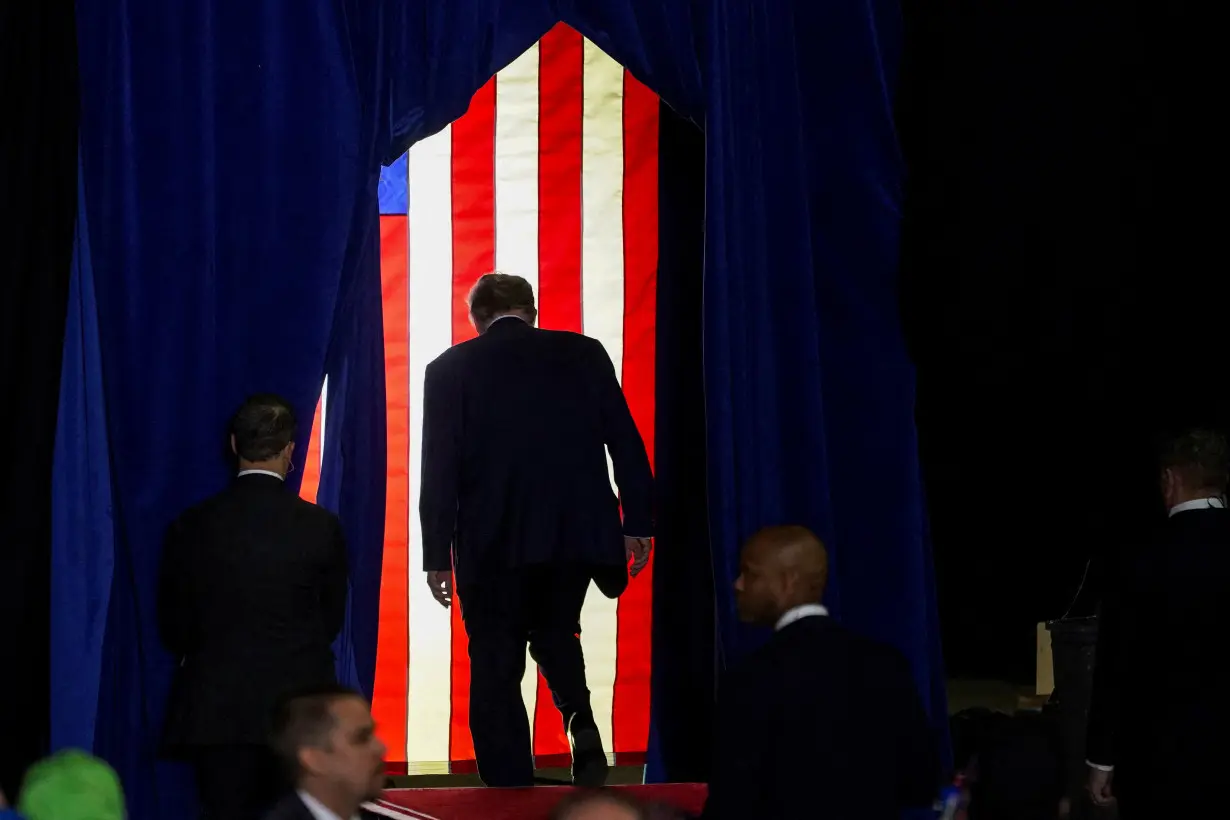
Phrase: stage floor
[{"left": 368, "top": 785, "right": 707, "bottom": 819}]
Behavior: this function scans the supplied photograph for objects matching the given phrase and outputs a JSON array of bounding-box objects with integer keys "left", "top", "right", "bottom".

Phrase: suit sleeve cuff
[{"left": 1086, "top": 760, "right": 1114, "bottom": 772}]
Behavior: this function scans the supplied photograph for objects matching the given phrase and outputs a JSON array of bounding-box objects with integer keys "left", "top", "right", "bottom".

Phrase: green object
[{"left": 17, "top": 750, "right": 126, "bottom": 820}]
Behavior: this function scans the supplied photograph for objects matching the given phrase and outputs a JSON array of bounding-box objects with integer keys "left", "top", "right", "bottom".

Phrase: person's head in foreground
[
  {"left": 270, "top": 685, "right": 387, "bottom": 816},
  {"left": 230, "top": 393, "right": 297, "bottom": 477},
  {"left": 1158, "top": 427, "right": 1228, "bottom": 509},
  {"left": 468, "top": 272, "right": 538, "bottom": 334},
  {"left": 734, "top": 524, "right": 828, "bottom": 626},
  {"left": 549, "top": 790, "right": 649, "bottom": 820},
  {"left": 11, "top": 749, "right": 125, "bottom": 820}
]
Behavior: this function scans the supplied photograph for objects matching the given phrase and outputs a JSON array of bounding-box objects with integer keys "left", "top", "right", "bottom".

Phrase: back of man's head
[
  {"left": 1159, "top": 428, "right": 1229, "bottom": 503},
  {"left": 550, "top": 790, "right": 648, "bottom": 820},
  {"left": 230, "top": 394, "right": 296, "bottom": 464},
  {"left": 468, "top": 272, "right": 537, "bottom": 331},
  {"left": 270, "top": 685, "right": 386, "bottom": 806}
]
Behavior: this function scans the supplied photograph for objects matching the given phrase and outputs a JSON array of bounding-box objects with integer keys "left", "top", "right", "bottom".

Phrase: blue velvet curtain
[
  {"left": 58, "top": 1, "right": 392, "bottom": 815},
  {"left": 58, "top": 0, "right": 945, "bottom": 816}
]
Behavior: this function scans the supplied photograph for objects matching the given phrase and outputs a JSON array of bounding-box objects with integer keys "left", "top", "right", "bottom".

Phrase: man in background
[
  {"left": 702, "top": 526, "right": 939, "bottom": 819},
  {"left": 264, "top": 685, "right": 386, "bottom": 820},
  {"left": 159, "top": 395, "right": 350, "bottom": 820},
  {"left": 549, "top": 790, "right": 649, "bottom": 820},
  {"left": 419, "top": 273, "right": 654, "bottom": 788},
  {"left": 1086, "top": 428, "right": 1230, "bottom": 817}
]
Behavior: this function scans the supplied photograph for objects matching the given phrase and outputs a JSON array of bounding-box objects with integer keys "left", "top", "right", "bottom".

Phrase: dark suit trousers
[
  {"left": 193, "top": 745, "right": 285, "bottom": 820},
  {"left": 459, "top": 565, "right": 596, "bottom": 787}
]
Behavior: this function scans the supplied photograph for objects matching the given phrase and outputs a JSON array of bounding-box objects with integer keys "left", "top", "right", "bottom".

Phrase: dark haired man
[
  {"left": 159, "top": 394, "right": 350, "bottom": 820},
  {"left": 264, "top": 686, "right": 386, "bottom": 820},
  {"left": 419, "top": 273, "right": 654, "bottom": 787},
  {"left": 1086, "top": 428, "right": 1230, "bottom": 817}
]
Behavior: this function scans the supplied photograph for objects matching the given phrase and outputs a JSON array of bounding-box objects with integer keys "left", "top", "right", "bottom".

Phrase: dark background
[
  {"left": 4, "top": 0, "right": 1226, "bottom": 793},
  {"left": 1, "top": 0, "right": 78, "bottom": 799},
  {"left": 900, "top": 0, "right": 1229, "bottom": 682}
]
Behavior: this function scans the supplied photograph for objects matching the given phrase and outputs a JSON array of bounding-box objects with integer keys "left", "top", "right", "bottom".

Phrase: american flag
[{"left": 300, "top": 24, "right": 658, "bottom": 772}]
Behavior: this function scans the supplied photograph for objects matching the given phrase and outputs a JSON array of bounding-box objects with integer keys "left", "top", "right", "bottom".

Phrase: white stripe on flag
[
  {"left": 406, "top": 125, "right": 455, "bottom": 764},
  {"left": 493, "top": 45, "right": 544, "bottom": 733},
  {"left": 495, "top": 44, "right": 541, "bottom": 292},
  {"left": 318, "top": 376, "right": 329, "bottom": 472},
  {"left": 578, "top": 39, "right": 626, "bottom": 756}
]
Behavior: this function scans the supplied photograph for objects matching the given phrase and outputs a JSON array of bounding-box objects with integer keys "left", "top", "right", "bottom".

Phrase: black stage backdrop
[
  {"left": 650, "top": 103, "right": 713, "bottom": 783},
  {"left": 900, "top": 0, "right": 1230, "bottom": 681},
  {"left": 0, "top": 0, "right": 79, "bottom": 795}
]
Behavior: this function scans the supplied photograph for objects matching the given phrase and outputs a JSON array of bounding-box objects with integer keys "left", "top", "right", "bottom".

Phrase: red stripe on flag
[
  {"left": 448, "top": 79, "right": 496, "bottom": 763},
  {"left": 374, "top": 214, "right": 410, "bottom": 760},
  {"left": 613, "top": 72, "right": 658, "bottom": 754},
  {"left": 536, "top": 24, "right": 584, "bottom": 332},
  {"left": 300, "top": 398, "right": 324, "bottom": 504},
  {"left": 533, "top": 22, "right": 585, "bottom": 759}
]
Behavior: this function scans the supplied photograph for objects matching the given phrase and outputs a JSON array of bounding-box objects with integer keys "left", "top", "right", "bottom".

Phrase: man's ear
[
  {"left": 299, "top": 745, "right": 323, "bottom": 777},
  {"left": 230, "top": 434, "right": 238, "bottom": 456},
  {"left": 285, "top": 441, "right": 296, "bottom": 460}
]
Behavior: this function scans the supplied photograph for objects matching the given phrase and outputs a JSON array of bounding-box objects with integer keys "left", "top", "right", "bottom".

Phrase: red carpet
[{"left": 370, "top": 785, "right": 707, "bottom": 819}]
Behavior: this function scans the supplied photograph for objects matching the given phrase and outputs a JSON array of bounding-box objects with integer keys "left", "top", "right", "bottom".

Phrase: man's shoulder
[
  {"left": 427, "top": 327, "right": 600, "bottom": 368},
  {"left": 169, "top": 486, "right": 232, "bottom": 527},
  {"left": 772, "top": 618, "right": 913, "bottom": 677},
  {"left": 288, "top": 494, "right": 342, "bottom": 527},
  {"left": 262, "top": 793, "right": 312, "bottom": 820}
]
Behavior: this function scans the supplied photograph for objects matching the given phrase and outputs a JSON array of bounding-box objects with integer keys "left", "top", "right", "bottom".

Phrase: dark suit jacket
[
  {"left": 1085, "top": 506, "right": 1229, "bottom": 806},
  {"left": 263, "top": 793, "right": 380, "bottom": 820},
  {"left": 419, "top": 317, "right": 654, "bottom": 591},
  {"left": 158, "top": 473, "right": 349, "bottom": 749},
  {"left": 702, "top": 616, "right": 939, "bottom": 820}
]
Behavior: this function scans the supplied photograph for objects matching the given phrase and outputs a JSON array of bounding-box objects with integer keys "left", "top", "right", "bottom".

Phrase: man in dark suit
[
  {"left": 702, "top": 526, "right": 939, "bottom": 820},
  {"left": 419, "top": 272, "right": 654, "bottom": 788},
  {"left": 159, "top": 394, "right": 350, "bottom": 820},
  {"left": 263, "top": 685, "right": 387, "bottom": 820},
  {"left": 1085, "top": 429, "right": 1230, "bottom": 818}
]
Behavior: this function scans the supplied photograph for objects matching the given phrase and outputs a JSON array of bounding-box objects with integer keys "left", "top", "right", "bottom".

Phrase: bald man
[{"left": 701, "top": 526, "right": 939, "bottom": 820}]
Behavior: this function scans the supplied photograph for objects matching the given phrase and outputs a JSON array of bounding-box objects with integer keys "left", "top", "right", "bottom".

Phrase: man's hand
[
  {"left": 625, "top": 536, "right": 652, "bottom": 577},
  {"left": 426, "top": 570, "right": 453, "bottom": 608},
  {"left": 1087, "top": 766, "right": 1115, "bottom": 807}
]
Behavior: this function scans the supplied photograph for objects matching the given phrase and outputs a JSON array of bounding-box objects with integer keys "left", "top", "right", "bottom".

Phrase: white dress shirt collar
[
  {"left": 775, "top": 603, "right": 828, "bottom": 631},
  {"left": 237, "top": 469, "right": 285, "bottom": 482},
  {"left": 1169, "top": 496, "right": 1225, "bottom": 517},
  {"left": 298, "top": 790, "right": 359, "bottom": 820}
]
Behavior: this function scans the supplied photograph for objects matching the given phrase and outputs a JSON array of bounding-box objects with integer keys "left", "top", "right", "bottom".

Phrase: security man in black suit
[
  {"left": 1085, "top": 429, "right": 1230, "bottom": 818},
  {"left": 419, "top": 272, "right": 654, "bottom": 788},
  {"left": 159, "top": 394, "right": 349, "bottom": 820},
  {"left": 702, "top": 526, "right": 939, "bottom": 820}
]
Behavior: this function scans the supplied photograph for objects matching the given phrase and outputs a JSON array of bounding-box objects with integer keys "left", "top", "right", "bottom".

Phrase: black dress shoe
[{"left": 569, "top": 727, "right": 609, "bottom": 788}]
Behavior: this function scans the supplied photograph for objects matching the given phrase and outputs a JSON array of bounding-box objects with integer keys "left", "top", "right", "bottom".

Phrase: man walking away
[{"left": 419, "top": 273, "right": 654, "bottom": 788}]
